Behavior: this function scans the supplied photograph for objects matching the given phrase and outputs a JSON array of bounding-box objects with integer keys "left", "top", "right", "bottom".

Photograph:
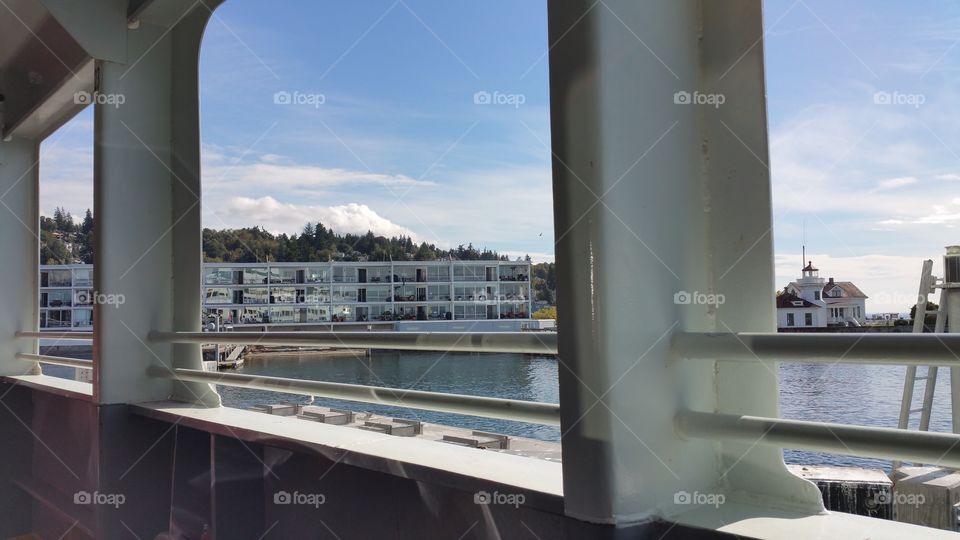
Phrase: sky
[{"left": 37, "top": 0, "right": 960, "bottom": 312}]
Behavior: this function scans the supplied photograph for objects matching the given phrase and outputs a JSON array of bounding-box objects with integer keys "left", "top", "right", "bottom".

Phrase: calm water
[{"left": 44, "top": 352, "right": 955, "bottom": 471}]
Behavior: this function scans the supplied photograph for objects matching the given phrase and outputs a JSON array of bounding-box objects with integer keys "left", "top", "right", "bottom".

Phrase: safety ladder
[{"left": 894, "top": 259, "right": 947, "bottom": 468}]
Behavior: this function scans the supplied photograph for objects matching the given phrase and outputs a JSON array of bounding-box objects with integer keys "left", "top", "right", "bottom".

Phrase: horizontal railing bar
[
  {"left": 16, "top": 331, "right": 94, "bottom": 340},
  {"left": 150, "top": 367, "right": 561, "bottom": 426},
  {"left": 149, "top": 331, "right": 558, "bottom": 355},
  {"left": 16, "top": 353, "right": 93, "bottom": 369},
  {"left": 674, "top": 332, "right": 960, "bottom": 365},
  {"left": 677, "top": 410, "right": 960, "bottom": 468}
]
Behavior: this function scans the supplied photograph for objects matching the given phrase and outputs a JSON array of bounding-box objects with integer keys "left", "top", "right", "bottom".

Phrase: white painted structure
[
  {"left": 2, "top": 1, "right": 959, "bottom": 538},
  {"left": 779, "top": 261, "right": 868, "bottom": 329}
]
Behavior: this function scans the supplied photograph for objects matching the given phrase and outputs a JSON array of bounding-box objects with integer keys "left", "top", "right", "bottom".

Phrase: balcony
[{"left": 1, "top": 1, "right": 957, "bottom": 539}]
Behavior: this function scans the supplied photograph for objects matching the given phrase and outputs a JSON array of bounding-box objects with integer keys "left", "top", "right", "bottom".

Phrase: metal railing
[
  {"left": 673, "top": 332, "right": 960, "bottom": 365},
  {"left": 16, "top": 331, "right": 93, "bottom": 340},
  {"left": 677, "top": 410, "right": 960, "bottom": 470},
  {"left": 149, "top": 330, "right": 558, "bottom": 355},
  {"left": 673, "top": 331, "right": 960, "bottom": 469},
  {"left": 21, "top": 328, "right": 960, "bottom": 464},
  {"left": 15, "top": 353, "right": 93, "bottom": 369},
  {"left": 149, "top": 367, "right": 560, "bottom": 425}
]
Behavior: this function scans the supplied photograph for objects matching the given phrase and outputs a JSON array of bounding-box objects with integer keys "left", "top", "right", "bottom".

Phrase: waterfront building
[
  {"left": 778, "top": 261, "right": 868, "bottom": 329},
  {"left": 39, "top": 261, "right": 532, "bottom": 330}
]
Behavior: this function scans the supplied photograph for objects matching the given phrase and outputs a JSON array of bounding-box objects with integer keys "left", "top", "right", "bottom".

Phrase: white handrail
[
  {"left": 16, "top": 331, "right": 94, "bottom": 340},
  {"left": 149, "top": 331, "right": 558, "bottom": 355},
  {"left": 16, "top": 353, "right": 93, "bottom": 369},
  {"left": 673, "top": 332, "right": 960, "bottom": 365},
  {"left": 150, "top": 367, "right": 561, "bottom": 426},
  {"left": 676, "top": 410, "right": 960, "bottom": 469}
]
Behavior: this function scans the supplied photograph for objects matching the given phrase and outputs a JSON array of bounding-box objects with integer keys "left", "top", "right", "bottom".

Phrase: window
[
  {"left": 814, "top": 291, "right": 821, "bottom": 300},
  {"left": 305, "top": 267, "right": 331, "bottom": 283},
  {"left": 271, "top": 287, "right": 298, "bottom": 304},
  {"left": 204, "top": 267, "right": 241, "bottom": 285},
  {"left": 333, "top": 266, "right": 356, "bottom": 283},
  {"left": 73, "top": 268, "right": 93, "bottom": 287},
  {"left": 453, "top": 265, "right": 486, "bottom": 282},
  {"left": 787, "top": 313, "right": 795, "bottom": 326},
  {"left": 427, "top": 265, "right": 450, "bottom": 282},
  {"left": 805, "top": 313, "right": 813, "bottom": 326},
  {"left": 270, "top": 267, "right": 300, "bottom": 284},
  {"left": 205, "top": 288, "right": 232, "bottom": 305}
]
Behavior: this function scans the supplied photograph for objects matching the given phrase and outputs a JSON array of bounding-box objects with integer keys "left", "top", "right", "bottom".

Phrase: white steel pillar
[
  {"left": 547, "top": 0, "right": 823, "bottom": 524},
  {"left": 944, "top": 246, "right": 960, "bottom": 432},
  {"left": 0, "top": 136, "right": 41, "bottom": 376},
  {"left": 93, "top": 3, "right": 221, "bottom": 405}
]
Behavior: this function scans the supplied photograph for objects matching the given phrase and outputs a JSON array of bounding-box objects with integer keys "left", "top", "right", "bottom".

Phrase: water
[
  {"left": 217, "top": 351, "right": 562, "bottom": 442},
  {"left": 43, "top": 351, "right": 954, "bottom": 471}
]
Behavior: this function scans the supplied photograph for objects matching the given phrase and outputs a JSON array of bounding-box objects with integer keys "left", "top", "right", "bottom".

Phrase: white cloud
[
  {"left": 203, "top": 156, "right": 434, "bottom": 194},
  {"left": 213, "top": 196, "right": 419, "bottom": 240},
  {"left": 935, "top": 173, "right": 960, "bottom": 181},
  {"left": 876, "top": 176, "right": 918, "bottom": 190}
]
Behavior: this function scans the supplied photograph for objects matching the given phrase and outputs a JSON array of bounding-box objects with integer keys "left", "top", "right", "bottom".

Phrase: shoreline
[{"left": 244, "top": 346, "right": 369, "bottom": 359}]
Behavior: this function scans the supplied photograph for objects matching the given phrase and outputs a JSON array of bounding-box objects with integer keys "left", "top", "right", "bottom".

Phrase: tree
[
  {"left": 533, "top": 306, "right": 557, "bottom": 320},
  {"left": 910, "top": 301, "right": 939, "bottom": 329}
]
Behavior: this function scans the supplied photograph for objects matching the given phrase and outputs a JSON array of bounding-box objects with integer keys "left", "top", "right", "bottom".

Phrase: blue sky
[{"left": 39, "top": 0, "right": 960, "bottom": 311}]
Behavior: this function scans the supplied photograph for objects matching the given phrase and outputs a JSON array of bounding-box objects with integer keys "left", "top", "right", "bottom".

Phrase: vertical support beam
[
  {"left": 547, "top": 0, "right": 822, "bottom": 524},
  {"left": 93, "top": 5, "right": 219, "bottom": 405},
  {"left": 948, "top": 292, "right": 960, "bottom": 433},
  {"left": 0, "top": 136, "right": 41, "bottom": 376}
]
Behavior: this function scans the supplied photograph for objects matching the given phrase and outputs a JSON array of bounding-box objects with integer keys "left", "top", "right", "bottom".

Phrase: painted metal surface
[
  {"left": 674, "top": 332, "right": 960, "bottom": 365},
  {"left": 678, "top": 410, "right": 960, "bottom": 469},
  {"left": 0, "top": 137, "right": 41, "bottom": 377},
  {"left": 92, "top": 1, "right": 220, "bottom": 405},
  {"left": 547, "top": 0, "right": 822, "bottom": 524},
  {"left": 150, "top": 330, "right": 558, "bottom": 355},
  {"left": 151, "top": 367, "right": 560, "bottom": 426},
  {"left": 15, "top": 353, "right": 93, "bottom": 369}
]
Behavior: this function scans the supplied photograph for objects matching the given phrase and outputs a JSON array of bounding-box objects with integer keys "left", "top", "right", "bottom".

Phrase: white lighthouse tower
[{"left": 794, "top": 260, "right": 825, "bottom": 304}]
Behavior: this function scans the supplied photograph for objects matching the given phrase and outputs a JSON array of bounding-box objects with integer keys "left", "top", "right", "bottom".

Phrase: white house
[{"left": 777, "top": 261, "right": 868, "bottom": 329}]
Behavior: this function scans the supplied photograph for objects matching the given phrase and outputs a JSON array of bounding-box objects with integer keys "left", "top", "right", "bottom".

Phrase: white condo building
[
  {"left": 776, "top": 261, "right": 868, "bottom": 329},
  {"left": 40, "top": 261, "right": 533, "bottom": 330}
]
